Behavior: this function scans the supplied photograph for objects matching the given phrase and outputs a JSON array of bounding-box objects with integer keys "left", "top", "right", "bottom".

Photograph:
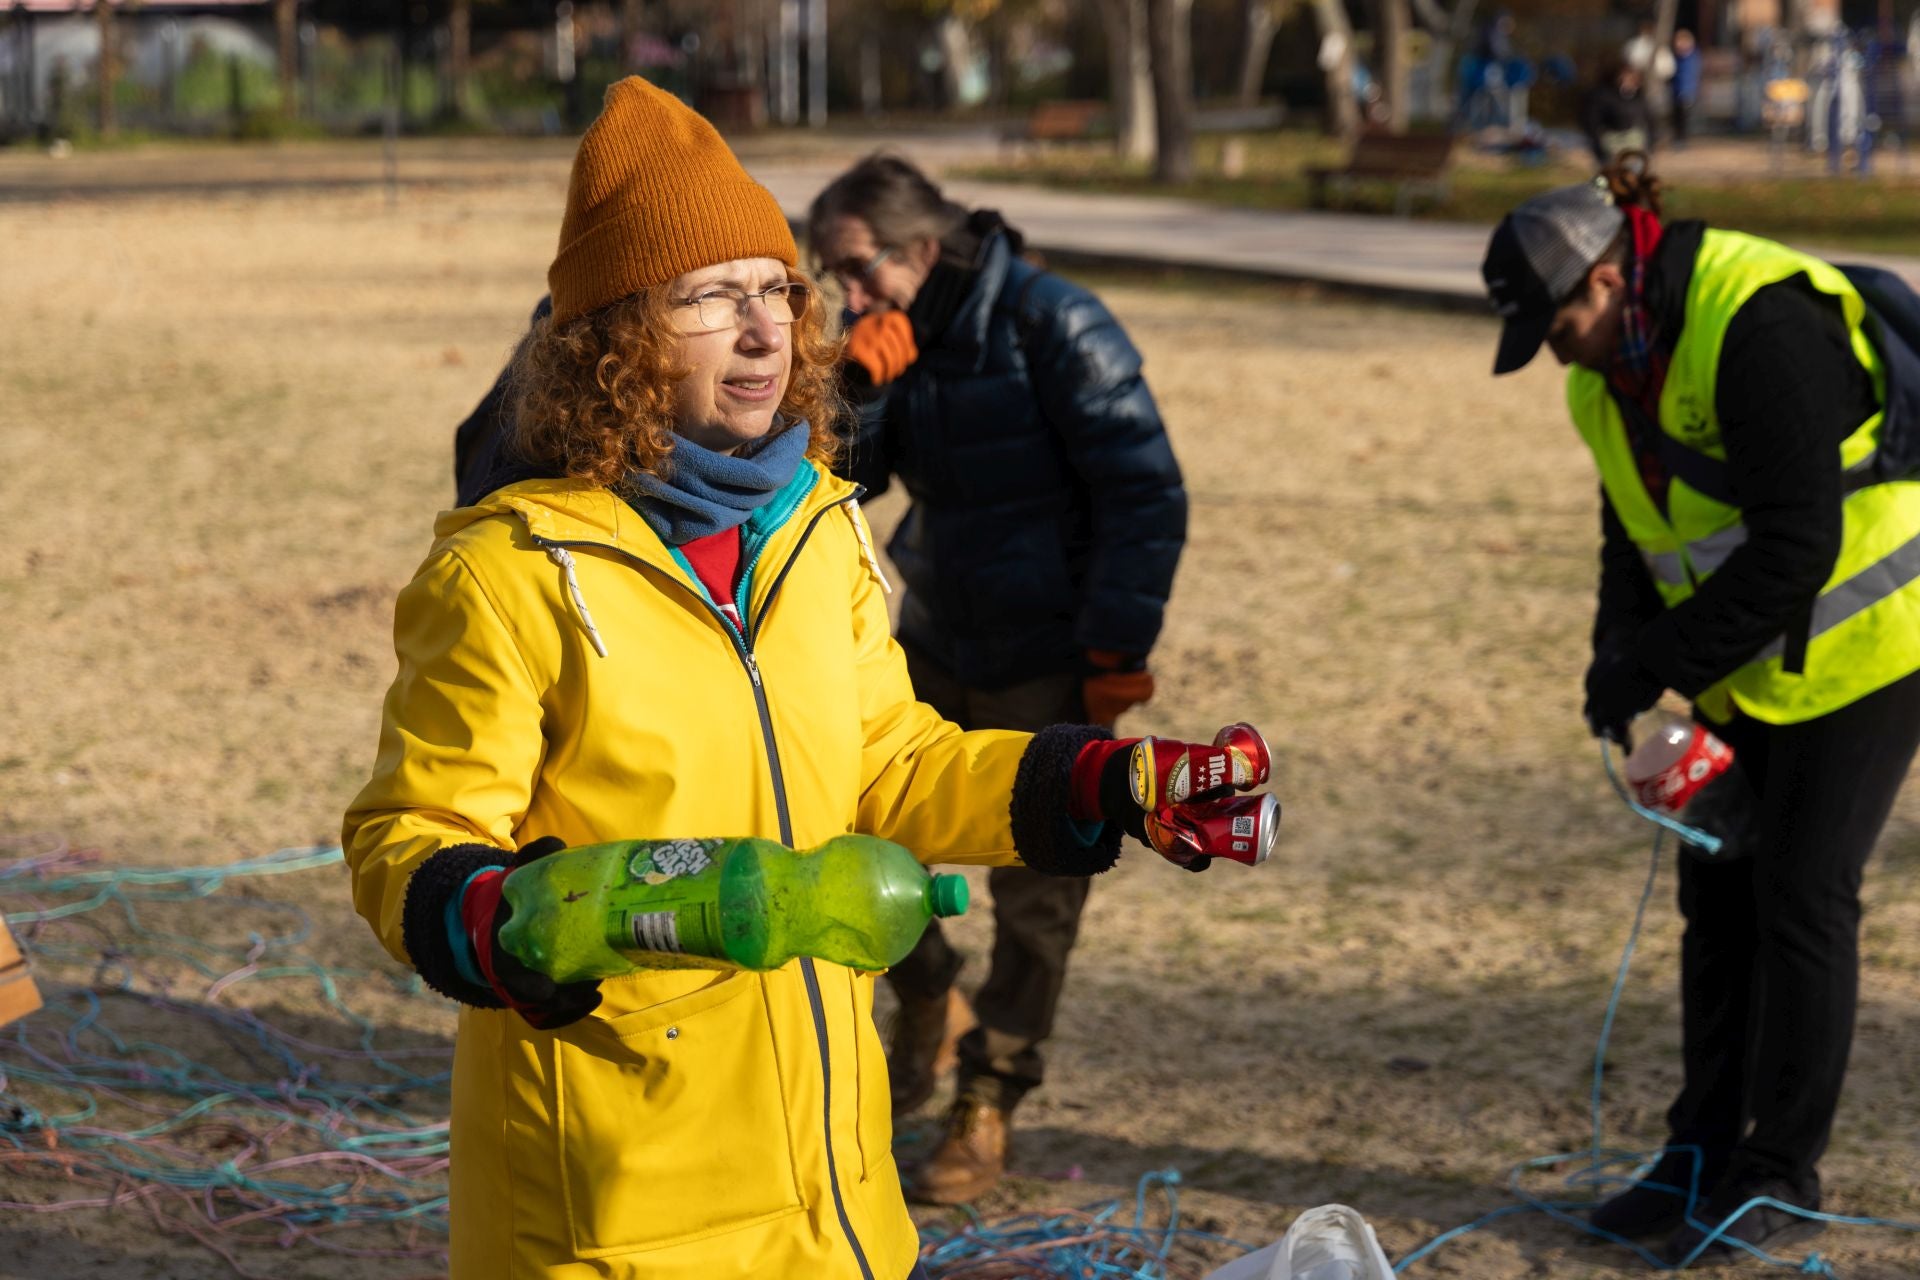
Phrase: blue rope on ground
[
  {"left": 1390, "top": 743, "right": 1920, "bottom": 1275},
  {"left": 915, "top": 1168, "right": 1261, "bottom": 1279},
  {"left": 0, "top": 839, "right": 453, "bottom": 1279},
  {"left": 7, "top": 841, "right": 1259, "bottom": 1279}
]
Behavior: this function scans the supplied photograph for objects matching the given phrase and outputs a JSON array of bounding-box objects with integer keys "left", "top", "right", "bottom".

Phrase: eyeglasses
[
  {"left": 823, "top": 247, "right": 893, "bottom": 288},
  {"left": 673, "top": 282, "right": 813, "bottom": 333}
]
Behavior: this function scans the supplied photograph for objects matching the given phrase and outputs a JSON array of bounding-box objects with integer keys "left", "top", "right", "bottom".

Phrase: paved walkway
[
  {"left": 755, "top": 164, "right": 1500, "bottom": 306},
  {"left": 751, "top": 151, "right": 1920, "bottom": 304}
]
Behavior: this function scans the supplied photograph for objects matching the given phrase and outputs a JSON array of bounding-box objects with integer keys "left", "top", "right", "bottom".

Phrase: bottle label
[
  {"left": 630, "top": 911, "right": 683, "bottom": 954},
  {"left": 610, "top": 839, "right": 730, "bottom": 963},
  {"left": 1631, "top": 727, "right": 1734, "bottom": 814}
]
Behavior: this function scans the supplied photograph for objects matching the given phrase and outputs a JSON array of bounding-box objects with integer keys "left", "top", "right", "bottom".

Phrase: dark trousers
[
  {"left": 885, "top": 644, "right": 1093, "bottom": 1111},
  {"left": 1668, "top": 666, "right": 1920, "bottom": 1196},
  {"left": 1672, "top": 97, "right": 1693, "bottom": 144}
]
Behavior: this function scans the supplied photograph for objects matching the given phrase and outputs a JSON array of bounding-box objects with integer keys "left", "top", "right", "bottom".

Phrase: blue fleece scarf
[{"left": 625, "top": 419, "right": 812, "bottom": 546}]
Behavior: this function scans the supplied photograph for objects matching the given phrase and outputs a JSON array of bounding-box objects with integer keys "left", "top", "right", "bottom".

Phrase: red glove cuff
[
  {"left": 460, "top": 869, "right": 511, "bottom": 999},
  {"left": 1070, "top": 737, "right": 1139, "bottom": 820}
]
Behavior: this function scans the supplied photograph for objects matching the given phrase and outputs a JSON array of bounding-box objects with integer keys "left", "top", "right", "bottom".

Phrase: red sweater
[{"left": 681, "top": 527, "right": 744, "bottom": 632}]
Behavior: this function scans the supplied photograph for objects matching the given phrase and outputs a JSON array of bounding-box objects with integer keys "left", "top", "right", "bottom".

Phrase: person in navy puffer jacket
[{"left": 808, "top": 153, "right": 1187, "bottom": 1205}]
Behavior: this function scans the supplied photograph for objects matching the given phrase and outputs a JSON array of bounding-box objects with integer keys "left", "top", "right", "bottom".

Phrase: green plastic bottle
[{"left": 497, "top": 834, "right": 970, "bottom": 983}]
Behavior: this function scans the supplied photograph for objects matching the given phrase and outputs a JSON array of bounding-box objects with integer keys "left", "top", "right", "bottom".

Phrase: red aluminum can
[
  {"left": 1144, "top": 792, "right": 1281, "bottom": 868},
  {"left": 1213, "top": 722, "right": 1273, "bottom": 788},
  {"left": 1130, "top": 723, "right": 1273, "bottom": 809}
]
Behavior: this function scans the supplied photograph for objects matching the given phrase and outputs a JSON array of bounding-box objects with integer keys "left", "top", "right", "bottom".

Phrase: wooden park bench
[
  {"left": 1307, "top": 130, "right": 1456, "bottom": 215},
  {"left": 998, "top": 99, "right": 1106, "bottom": 157}
]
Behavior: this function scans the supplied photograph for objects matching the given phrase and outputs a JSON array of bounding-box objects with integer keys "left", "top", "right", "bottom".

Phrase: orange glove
[
  {"left": 1083, "top": 651, "right": 1155, "bottom": 726},
  {"left": 845, "top": 310, "right": 918, "bottom": 386}
]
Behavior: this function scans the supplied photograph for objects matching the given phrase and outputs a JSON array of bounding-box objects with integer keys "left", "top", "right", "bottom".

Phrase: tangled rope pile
[
  {"left": 917, "top": 1169, "right": 1252, "bottom": 1280},
  {"left": 0, "top": 836, "right": 454, "bottom": 1279},
  {"left": 0, "top": 837, "right": 1247, "bottom": 1280}
]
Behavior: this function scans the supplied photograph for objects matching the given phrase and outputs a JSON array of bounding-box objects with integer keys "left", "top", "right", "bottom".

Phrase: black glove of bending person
[{"left": 1583, "top": 645, "right": 1665, "bottom": 745}]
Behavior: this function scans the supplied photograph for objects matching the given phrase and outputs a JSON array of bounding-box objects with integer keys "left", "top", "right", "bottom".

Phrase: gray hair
[{"left": 806, "top": 152, "right": 968, "bottom": 256}]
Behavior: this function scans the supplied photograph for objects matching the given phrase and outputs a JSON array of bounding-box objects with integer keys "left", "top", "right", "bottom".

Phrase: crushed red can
[
  {"left": 1144, "top": 792, "right": 1281, "bottom": 868},
  {"left": 1129, "top": 723, "right": 1273, "bottom": 809}
]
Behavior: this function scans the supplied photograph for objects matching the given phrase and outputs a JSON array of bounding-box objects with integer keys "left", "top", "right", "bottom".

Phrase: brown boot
[
  {"left": 885, "top": 986, "right": 975, "bottom": 1117},
  {"left": 906, "top": 1092, "right": 1009, "bottom": 1206}
]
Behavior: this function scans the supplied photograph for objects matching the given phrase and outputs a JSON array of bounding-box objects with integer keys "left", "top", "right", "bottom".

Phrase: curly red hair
[{"left": 508, "top": 270, "right": 844, "bottom": 488}]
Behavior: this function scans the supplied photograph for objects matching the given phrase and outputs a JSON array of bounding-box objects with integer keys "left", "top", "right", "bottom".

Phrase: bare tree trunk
[
  {"left": 621, "top": 0, "right": 645, "bottom": 71},
  {"left": 776, "top": 0, "right": 801, "bottom": 123},
  {"left": 1651, "top": 0, "right": 1681, "bottom": 46},
  {"left": 1309, "top": 0, "right": 1360, "bottom": 140},
  {"left": 1147, "top": 0, "right": 1194, "bottom": 182},
  {"left": 807, "top": 0, "right": 826, "bottom": 126},
  {"left": 276, "top": 0, "right": 299, "bottom": 115},
  {"left": 1100, "top": 0, "right": 1154, "bottom": 162},
  {"left": 1412, "top": 0, "right": 1479, "bottom": 122},
  {"left": 1651, "top": 0, "right": 1681, "bottom": 69},
  {"left": 982, "top": 14, "right": 1009, "bottom": 108},
  {"left": 448, "top": 0, "right": 471, "bottom": 120},
  {"left": 95, "top": 0, "right": 115, "bottom": 136},
  {"left": 740, "top": 0, "right": 765, "bottom": 100},
  {"left": 859, "top": 29, "right": 881, "bottom": 118},
  {"left": 1237, "top": 0, "right": 1279, "bottom": 106},
  {"left": 933, "top": 14, "right": 972, "bottom": 110},
  {"left": 1370, "top": 0, "right": 1411, "bottom": 132}
]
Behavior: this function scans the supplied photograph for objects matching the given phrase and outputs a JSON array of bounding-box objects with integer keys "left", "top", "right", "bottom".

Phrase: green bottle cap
[{"left": 929, "top": 874, "right": 969, "bottom": 918}]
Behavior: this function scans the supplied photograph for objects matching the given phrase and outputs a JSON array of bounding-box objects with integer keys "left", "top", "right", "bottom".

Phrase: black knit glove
[
  {"left": 1008, "top": 723, "right": 1126, "bottom": 876},
  {"left": 402, "top": 836, "right": 603, "bottom": 1030}
]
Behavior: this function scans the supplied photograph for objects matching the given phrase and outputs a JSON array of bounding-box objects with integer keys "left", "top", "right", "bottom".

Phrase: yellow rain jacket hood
[{"left": 344, "top": 463, "right": 1082, "bottom": 1279}]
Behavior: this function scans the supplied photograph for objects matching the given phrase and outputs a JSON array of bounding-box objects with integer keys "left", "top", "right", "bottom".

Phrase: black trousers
[
  {"left": 884, "top": 644, "right": 1093, "bottom": 1111},
  {"left": 1672, "top": 98, "right": 1693, "bottom": 144},
  {"left": 1669, "top": 666, "right": 1920, "bottom": 1196}
]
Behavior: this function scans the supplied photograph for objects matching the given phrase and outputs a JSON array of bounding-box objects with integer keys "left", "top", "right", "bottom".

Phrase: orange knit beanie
[{"left": 548, "top": 77, "right": 797, "bottom": 326}]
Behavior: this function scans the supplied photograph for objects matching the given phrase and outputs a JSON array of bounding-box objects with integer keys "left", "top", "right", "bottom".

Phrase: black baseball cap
[{"left": 1482, "top": 180, "right": 1625, "bottom": 375}]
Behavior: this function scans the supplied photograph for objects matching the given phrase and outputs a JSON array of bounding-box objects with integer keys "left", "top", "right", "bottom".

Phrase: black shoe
[
  {"left": 1663, "top": 1171, "right": 1824, "bottom": 1268},
  {"left": 1589, "top": 1149, "right": 1725, "bottom": 1241}
]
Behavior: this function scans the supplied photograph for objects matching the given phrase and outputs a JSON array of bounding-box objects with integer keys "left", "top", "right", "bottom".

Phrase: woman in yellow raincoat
[{"left": 343, "top": 78, "right": 1268, "bottom": 1280}]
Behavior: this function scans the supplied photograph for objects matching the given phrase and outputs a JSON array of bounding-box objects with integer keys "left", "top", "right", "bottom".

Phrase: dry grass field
[{"left": 2, "top": 139, "right": 1918, "bottom": 1279}]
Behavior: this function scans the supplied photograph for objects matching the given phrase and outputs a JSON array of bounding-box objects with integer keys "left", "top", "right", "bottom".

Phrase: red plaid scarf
[{"left": 1606, "top": 206, "right": 1670, "bottom": 505}]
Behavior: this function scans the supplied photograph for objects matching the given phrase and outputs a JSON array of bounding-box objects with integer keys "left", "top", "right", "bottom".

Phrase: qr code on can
[{"left": 1231, "top": 815, "right": 1256, "bottom": 838}]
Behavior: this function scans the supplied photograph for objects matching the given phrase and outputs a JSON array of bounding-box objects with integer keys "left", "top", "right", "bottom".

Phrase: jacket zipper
[
  {"left": 532, "top": 495, "right": 877, "bottom": 1280},
  {"left": 746, "top": 500, "right": 877, "bottom": 1280}
]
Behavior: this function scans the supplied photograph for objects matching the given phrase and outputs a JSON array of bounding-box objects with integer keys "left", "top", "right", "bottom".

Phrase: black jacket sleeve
[
  {"left": 454, "top": 296, "right": 551, "bottom": 506},
  {"left": 1632, "top": 278, "right": 1871, "bottom": 695},
  {"left": 1025, "top": 286, "right": 1188, "bottom": 659},
  {"left": 1594, "top": 489, "right": 1663, "bottom": 655},
  {"left": 834, "top": 355, "right": 897, "bottom": 500}
]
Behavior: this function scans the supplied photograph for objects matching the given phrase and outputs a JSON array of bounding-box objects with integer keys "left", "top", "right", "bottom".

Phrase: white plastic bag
[{"left": 1202, "top": 1204, "right": 1396, "bottom": 1280}]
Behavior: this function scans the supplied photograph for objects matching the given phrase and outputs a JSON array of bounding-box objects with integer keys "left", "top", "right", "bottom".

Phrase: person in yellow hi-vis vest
[
  {"left": 343, "top": 77, "right": 1275, "bottom": 1280},
  {"left": 1482, "top": 161, "right": 1920, "bottom": 1267}
]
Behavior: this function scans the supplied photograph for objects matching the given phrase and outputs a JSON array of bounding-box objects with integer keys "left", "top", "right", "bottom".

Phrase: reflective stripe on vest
[
  {"left": 1569, "top": 229, "right": 1920, "bottom": 725},
  {"left": 1755, "top": 525, "right": 1920, "bottom": 662},
  {"left": 1688, "top": 523, "right": 1749, "bottom": 577},
  {"left": 1644, "top": 524, "right": 1750, "bottom": 587},
  {"left": 1644, "top": 549, "right": 1686, "bottom": 587}
]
